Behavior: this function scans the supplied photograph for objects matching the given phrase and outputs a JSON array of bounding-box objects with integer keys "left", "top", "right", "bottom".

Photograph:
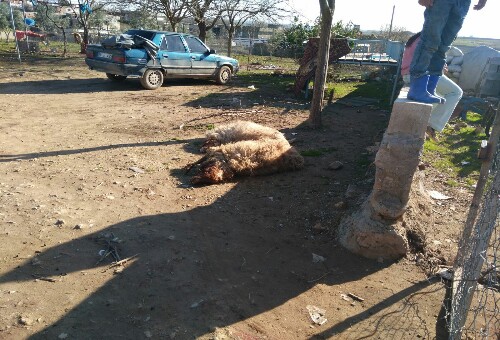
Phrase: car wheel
[
  {"left": 215, "top": 66, "right": 232, "bottom": 85},
  {"left": 106, "top": 73, "right": 127, "bottom": 81},
  {"left": 140, "top": 69, "right": 164, "bottom": 90}
]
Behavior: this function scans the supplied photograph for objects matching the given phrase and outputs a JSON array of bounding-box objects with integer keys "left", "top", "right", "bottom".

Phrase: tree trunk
[
  {"left": 309, "top": 0, "right": 335, "bottom": 128},
  {"left": 62, "top": 28, "right": 67, "bottom": 58},
  {"left": 171, "top": 22, "right": 177, "bottom": 32},
  {"left": 227, "top": 29, "right": 234, "bottom": 57},
  {"left": 198, "top": 21, "right": 207, "bottom": 43},
  {"left": 80, "top": 27, "right": 89, "bottom": 54}
]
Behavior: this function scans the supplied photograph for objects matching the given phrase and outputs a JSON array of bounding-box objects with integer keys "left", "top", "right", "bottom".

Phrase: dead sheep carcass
[
  {"left": 199, "top": 120, "right": 287, "bottom": 152},
  {"left": 187, "top": 121, "right": 304, "bottom": 185}
]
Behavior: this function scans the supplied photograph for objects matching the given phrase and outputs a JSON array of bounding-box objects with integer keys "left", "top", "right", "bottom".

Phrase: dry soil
[{"left": 0, "top": 56, "right": 476, "bottom": 339}]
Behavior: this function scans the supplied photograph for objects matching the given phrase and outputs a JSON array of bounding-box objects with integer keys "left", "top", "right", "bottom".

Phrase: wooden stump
[
  {"left": 338, "top": 91, "right": 433, "bottom": 260},
  {"left": 293, "top": 38, "right": 351, "bottom": 98}
]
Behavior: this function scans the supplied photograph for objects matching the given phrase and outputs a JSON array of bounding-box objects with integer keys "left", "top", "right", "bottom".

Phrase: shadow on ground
[
  {"left": 0, "top": 75, "right": 226, "bottom": 95},
  {"left": 183, "top": 73, "right": 307, "bottom": 112},
  {"left": 0, "top": 132, "right": 447, "bottom": 339},
  {"left": 183, "top": 74, "right": 397, "bottom": 115},
  {"left": 0, "top": 66, "right": 448, "bottom": 338},
  {"left": 0, "top": 185, "right": 389, "bottom": 338},
  {"left": 0, "top": 78, "right": 142, "bottom": 94},
  {"left": 0, "top": 141, "right": 187, "bottom": 163}
]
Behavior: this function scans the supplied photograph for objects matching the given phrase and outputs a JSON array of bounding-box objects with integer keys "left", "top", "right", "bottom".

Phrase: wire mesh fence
[{"left": 447, "top": 104, "right": 500, "bottom": 339}]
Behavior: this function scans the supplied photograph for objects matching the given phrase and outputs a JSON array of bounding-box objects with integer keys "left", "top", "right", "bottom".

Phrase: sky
[{"left": 288, "top": 0, "right": 500, "bottom": 39}]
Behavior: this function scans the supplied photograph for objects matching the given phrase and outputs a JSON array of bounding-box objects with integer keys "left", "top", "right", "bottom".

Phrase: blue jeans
[{"left": 410, "top": 0, "right": 471, "bottom": 78}]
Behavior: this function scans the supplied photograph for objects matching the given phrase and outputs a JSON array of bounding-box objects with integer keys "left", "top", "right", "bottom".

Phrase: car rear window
[{"left": 124, "top": 30, "right": 156, "bottom": 41}]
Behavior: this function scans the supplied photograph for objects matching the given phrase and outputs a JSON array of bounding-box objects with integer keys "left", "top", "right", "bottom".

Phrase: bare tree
[
  {"left": 220, "top": 0, "right": 287, "bottom": 57},
  {"left": 63, "top": 0, "right": 107, "bottom": 53},
  {"left": 188, "top": 0, "right": 222, "bottom": 42},
  {"left": 110, "top": 0, "right": 190, "bottom": 32},
  {"left": 38, "top": 1, "right": 70, "bottom": 57},
  {"left": 88, "top": 9, "right": 106, "bottom": 41},
  {"left": 378, "top": 24, "right": 412, "bottom": 43},
  {"left": 309, "top": 0, "right": 334, "bottom": 128},
  {"left": 115, "top": 0, "right": 159, "bottom": 30},
  {"left": 157, "top": 0, "right": 189, "bottom": 32}
]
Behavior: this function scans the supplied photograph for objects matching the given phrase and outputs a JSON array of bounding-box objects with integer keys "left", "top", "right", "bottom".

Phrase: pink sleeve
[{"left": 401, "top": 37, "right": 420, "bottom": 76}]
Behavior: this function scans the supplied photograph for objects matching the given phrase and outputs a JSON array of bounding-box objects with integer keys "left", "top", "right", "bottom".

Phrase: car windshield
[{"left": 124, "top": 30, "right": 156, "bottom": 41}]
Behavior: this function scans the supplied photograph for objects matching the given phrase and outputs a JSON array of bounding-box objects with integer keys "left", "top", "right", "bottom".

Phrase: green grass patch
[
  {"left": 327, "top": 80, "right": 393, "bottom": 108},
  {"left": 235, "top": 58, "right": 393, "bottom": 108},
  {"left": 233, "top": 55, "right": 298, "bottom": 70},
  {"left": 0, "top": 40, "right": 16, "bottom": 52},
  {"left": 465, "top": 177, "right": 477, "bottom": 187},
  {"left": 454, "top": 37, "right": 500, "bottom": 50},
  {"left": 465, "top": 112, "right": 482, "bottom": 123},
  {"left": 422, "top": 111, "right": 486, "bottom": 189},
  {"left": 327, "top": 81, "right": 360, "bottom": 98},
  {"left": 43, "top": 41, "right": 82, "bottom": 55},
  {"left": 235, "top": 72, "right": 295, "bottom": 95},
  {"left": 0, "top": 40, "right": 82, "bottom": 58}
]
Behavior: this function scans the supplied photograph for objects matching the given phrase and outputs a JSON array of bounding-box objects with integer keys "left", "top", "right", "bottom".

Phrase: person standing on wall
[
  {"left": 407, "top": 0, "right": 487, "bottom": 104},
  {"left": 402, "top": 32, "right": 463, "bottom": 140}
]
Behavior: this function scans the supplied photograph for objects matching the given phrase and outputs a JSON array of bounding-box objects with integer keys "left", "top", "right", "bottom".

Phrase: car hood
[{"left": 213, "top": 55, "right": 239, "bottom": 65}]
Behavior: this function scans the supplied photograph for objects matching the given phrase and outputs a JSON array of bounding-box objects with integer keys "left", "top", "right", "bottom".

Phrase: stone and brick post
[{"left": 338, "top": 92, "right": 433, "bottom": 260}]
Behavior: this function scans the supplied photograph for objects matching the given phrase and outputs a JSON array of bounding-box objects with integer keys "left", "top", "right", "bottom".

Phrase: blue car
[{"left": 85, "top": 29, "right": 239, "bottom": 90}]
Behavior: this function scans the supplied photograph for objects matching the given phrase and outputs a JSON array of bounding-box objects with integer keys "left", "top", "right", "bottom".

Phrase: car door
[
  {"left": 160, "top": 34, "right": 191, "bottom": 75},
  {"left": 184, "top": 35, "right": 217, "bottom": 76}
]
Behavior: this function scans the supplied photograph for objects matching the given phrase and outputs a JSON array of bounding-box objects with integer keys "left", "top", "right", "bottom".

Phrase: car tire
[
  {"left": 215, "top": 66, "right": 232, "bottom": 85},
  {"left": 140, "top": 69, "right": 164, "bottom": 90},
  {"left": 106, "top": 73, "right": 127, "bottom": 81}
]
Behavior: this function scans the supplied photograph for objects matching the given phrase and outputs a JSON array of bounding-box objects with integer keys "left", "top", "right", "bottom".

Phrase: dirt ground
[{"left": 0, "top": 56, "right": 473, "bottom": 339}]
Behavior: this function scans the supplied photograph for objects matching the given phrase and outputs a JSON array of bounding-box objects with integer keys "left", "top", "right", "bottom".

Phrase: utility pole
[
  {"left": 388, "top": 5, "right": 395, "bottom": 40},
  {"left": 9, "top": 1, "right": 22, "bottom": 63}
]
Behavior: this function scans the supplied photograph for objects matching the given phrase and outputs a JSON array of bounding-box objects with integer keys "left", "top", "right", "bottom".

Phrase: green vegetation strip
[{"left": 422, "top": 112, "right": 485, "bottom": 189}]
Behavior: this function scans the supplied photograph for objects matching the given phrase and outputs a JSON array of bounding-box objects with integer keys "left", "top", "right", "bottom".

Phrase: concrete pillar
[{"left": 338, "top": 91, "right": 433, "bottom": 260}]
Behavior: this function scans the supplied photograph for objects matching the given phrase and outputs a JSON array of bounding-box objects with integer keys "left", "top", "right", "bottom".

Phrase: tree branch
[{"left": 318, "top": 0, "right": 334, "bottom": 22}]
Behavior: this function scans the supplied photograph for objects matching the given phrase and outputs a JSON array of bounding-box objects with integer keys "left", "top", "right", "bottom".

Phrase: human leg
[
  {"left": 427, "top": 75, "right": 446, "bottom": 103},
  {"left": 428, "top": 75, "right": 463, "bottom": 132},
  {"left": 426, "top": 1, "right": 469, "bottom": 107},
  {"left": 410, "top": 0, "right": 454, "bottom": 79},
  {"left": 428, "top": 0, "right": 470, "bottom": 76},
  {"left": 408, "top": 75, "right": 441, "bottom": 104},
  {"left": 409, "top": 0, "right": 454, "bottom": 104}
]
